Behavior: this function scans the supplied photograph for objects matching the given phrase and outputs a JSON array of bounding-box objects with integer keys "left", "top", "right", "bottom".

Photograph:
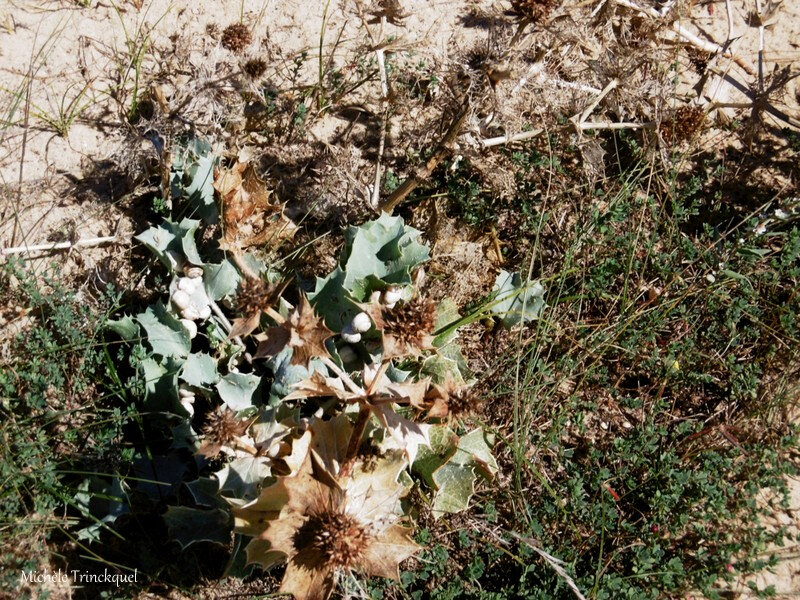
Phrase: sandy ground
[{"left": 1, "top": 0, "right": 799, "bottom": 598}]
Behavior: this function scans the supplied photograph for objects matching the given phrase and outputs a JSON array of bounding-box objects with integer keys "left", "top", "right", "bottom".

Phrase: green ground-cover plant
[
  {"left": 0, "top": 259, "right": 135, "bottom": 596},
  {"left": 373, "top": 133, "right": 800, "bottom": 599}
]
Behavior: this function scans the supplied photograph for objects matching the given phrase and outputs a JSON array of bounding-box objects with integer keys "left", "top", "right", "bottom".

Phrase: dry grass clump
[
  {"left": 660, "top": 105, "right": 706, "bottom": 144},
  {"left": 221, "top": 23, "right": 252, "bottom": 53}
]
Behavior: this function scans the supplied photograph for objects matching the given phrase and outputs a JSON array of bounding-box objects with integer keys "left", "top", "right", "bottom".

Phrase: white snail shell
[
  {"left": 383, "top": 288, "right": 402, "bottom": 305},
  {"left": 180, "top": 319, "right": 198, "bottom": 339},
  {"left": 171, "top": 290, "right": 192, "bottom": 310},
  {"left": 341, "top": 330, "right": 361, "bottom": 344},
  {"left": 351, "top": 312, "right": 372, "bottom": 333},
  {"left": 181, "top": 306, "right": 201, "bottom": 320},
  {"left": 184, "top": 266, "right": 204, "bottom": 279}
]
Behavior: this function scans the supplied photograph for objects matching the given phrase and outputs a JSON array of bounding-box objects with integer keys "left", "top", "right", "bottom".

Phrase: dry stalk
[
  {"left": 372, "top": 15, "right": 389, "bottom": 210},
  {"left": 1, "top": 235, "right": 121, "bottom": 256},
  {"left": 378, "top": 106, "right": 470, "bottom": 213}
]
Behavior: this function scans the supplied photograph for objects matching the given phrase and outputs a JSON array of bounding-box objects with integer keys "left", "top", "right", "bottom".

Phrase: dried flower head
[
  {"left": 368, "top": 0, "right": 407, "bottom": 26},
  {"left": 294, "top": 508, "right": 373, "bottom": 569},
  {"left": 510, "top": 0, "right": 557, "bottom": 22},
  {"left": 362, "top": 297, "right": 436, "bottom": 359},
  {"left": 228, "top": 275, "right": 286, "bottom": 339},
  {"left": 425, "top": 380, "right": 479, "bottom": 420},
  {"left": 660, "top": 106, "right": 706, "bottom": 144},
  {"left": 686, "top": 46, "right": 711, "bottom": 74},
  {"left": 243, "top": 58, "right": 267, "bottom": 79},
  {"left": 198, "top": 408, "right": 252, "bottom": 458},
  {"left": 221, "top": 23, "right": 252, "bottom": 53},
  {"left": 235, "top": 417, "right": 419, "bottom": 600},
  {"left": 254, "top": 295, "right": 333, "bottom": 365}
]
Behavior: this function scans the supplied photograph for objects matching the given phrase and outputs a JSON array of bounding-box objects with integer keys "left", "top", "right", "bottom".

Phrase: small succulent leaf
[
  {"left": 180, "top": 352, "right": 219, "bottom": 388},
  {"left": 185, "top": 477, "right": 227, "bottom": 509},
  {"left": 491, "top": 270, "right": 545, "bottom": 327},
  {"left": 172, "top": 136, "right": 218, "bottom": 223},
  {"left": 267, "top": 348, "right": 326, "bottom": 404},
  {"left": 216, "top": 456, "right": 272, "bottom": 502},
  {"left": 340, "top": 214, "right": 429, "bottom": 299},
  {"left": 224, "top": 534, "right": 256, "bottom": 579},
  {"left": 74, "top": 476, "right": 129, "bottom": 542},
  {"left": 412, "top": 427, "right": 496, "bottom": 518},
  {"left": 106, "top": 314, "right": 139, "bottom": 341},
  {"left": 203, "top": 259, "right": 241, "bottom": 301},
  {"left": 429, "top": 461, "right": 476, "bottom": 516},
  {"left": 167, "top": 218, "right": 204, "bottom": 266},
  {"left": 421, "top": 353, "right": 465, "bottom": 385},
  {"left": 163, "top": 506, "right": 231, "bottom": 549},
  {"left": 136, "top": 301, "right": 191, "bottom": 358},
  {"left": 216, "top": 372, "right": 261, "bottom": 411},
  {"left": 451, "top": 428, "right": 498, "bottom": 480}
]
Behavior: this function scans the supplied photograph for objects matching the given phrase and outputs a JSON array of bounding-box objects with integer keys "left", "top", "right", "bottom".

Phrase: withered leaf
[{"left": 254, "top": 296, "right": 333, "bottom": 365}]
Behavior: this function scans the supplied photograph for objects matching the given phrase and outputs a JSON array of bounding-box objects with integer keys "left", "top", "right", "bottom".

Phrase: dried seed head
[
  {"left": 686, "top": 46, "right": 711, "bottom": 74},
  {"left": 444, "top": 386, "right": 476, "bottom": 417},
  {"left": 243, "top": 58, "right": 267, "bottom": 79},
  {"left": 425, "top": 381, "right": 480, "bottom": 419},
  {"left": 198, "top": 408, "right": 250, "bottom": 458},
  {"left": 510, "top": 0, "right": 557, "bottom": 21},
  {"left": 383, "top": 297, "right": 435, "bottom": 335},
  {"left": 660, "top": 106, "right": 706, "bottom": 144},
  {"left": 235, "top": 276, "right": 270, "bottom": 317},
  {"left": 377, "top": 297, "right": 436, "bottom": 357},
  {"left": 221, "top": 23, "right": 252, "bottom": 53},
  {"left": 295, "top": 511, "right": 372, "bottom": 568}
]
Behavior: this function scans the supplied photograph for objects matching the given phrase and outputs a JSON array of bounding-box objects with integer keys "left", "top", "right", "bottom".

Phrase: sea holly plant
[{"left": 108, "top": 142, "right": 546, "bottom": 599}]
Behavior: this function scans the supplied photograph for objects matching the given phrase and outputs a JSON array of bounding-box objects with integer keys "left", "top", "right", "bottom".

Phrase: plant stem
[{"left": 340, "top": 405, "right": 371, "bottom": 477}]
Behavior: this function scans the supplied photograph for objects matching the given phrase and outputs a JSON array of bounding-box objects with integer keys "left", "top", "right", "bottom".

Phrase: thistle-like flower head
[
  {"left": 234, "top": 416, "right": 419, "bottom": 600},
  {"left": 361, "top": 296, "right": 436, "bottom": 359}
]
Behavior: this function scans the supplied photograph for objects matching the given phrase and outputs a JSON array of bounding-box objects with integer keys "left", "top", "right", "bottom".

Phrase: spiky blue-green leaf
[
  {"left": 203, "top": 259, "right": 240, "bottom": 301},
  {"left": 216, "top": 372, "right": 261, "bottom": 411},
  {"left": 163, "top": 506, "right": 230, "bottom": 549},
  {"left": 136, "top": 301, "right": 191, "bottom": 358},
  {"left": 180, "top": 352, "right": 219, "bottom": 388},
  {"left": 491, "top": 269, "right": 545, "bottom": 327}
]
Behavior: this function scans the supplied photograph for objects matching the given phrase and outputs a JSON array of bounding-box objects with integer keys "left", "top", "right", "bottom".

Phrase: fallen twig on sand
[
  {"left": 1, "top": 235, "right": 122, "bottom": 256},
  {"left": 378, "top": 106, "right": 470, "bottom": 213}
]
